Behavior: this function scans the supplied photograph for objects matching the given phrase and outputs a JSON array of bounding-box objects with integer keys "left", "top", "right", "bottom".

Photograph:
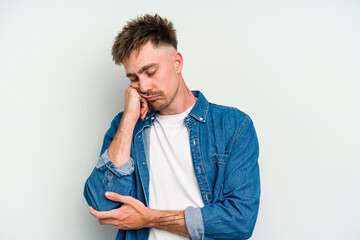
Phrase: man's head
[
  {"left": 112, "top": 14, "right": 195, "bottom": 115},
  {"left": 112, "top": 14, "right": 177, "bottom": 65}
]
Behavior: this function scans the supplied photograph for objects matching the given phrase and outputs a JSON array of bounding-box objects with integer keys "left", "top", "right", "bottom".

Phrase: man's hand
[
  {"left": 89, "top": 192, "right": 152, "bottom": 230},
  {"left": 123, "top": 86, "right": 149, "bottom": 122},
  {"left": 89, "top": 192, "right": 190, "bottom": 237}
]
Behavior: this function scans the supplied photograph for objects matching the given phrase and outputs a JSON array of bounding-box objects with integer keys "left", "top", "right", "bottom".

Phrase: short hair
[{"left": 112, "top": 14, "right": 178, "bottom": 65}]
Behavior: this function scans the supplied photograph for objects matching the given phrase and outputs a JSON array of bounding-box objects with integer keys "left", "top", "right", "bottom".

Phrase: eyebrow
[{"left": 126, "top": 63, "right": 159, "bottom": 77}]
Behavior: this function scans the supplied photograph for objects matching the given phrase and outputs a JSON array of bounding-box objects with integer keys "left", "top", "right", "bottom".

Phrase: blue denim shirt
[{"left": 84, "top": 91, "right": 260, "bottom": 240}]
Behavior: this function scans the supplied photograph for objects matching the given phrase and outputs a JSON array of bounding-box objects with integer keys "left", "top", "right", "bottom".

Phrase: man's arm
[
  {"left": 89, "top": 192, "right": 189, "bottom": 237},
  {"left": 199, "top": 115, "right": 260, "bottom": 239},
  {"left": 108, "top": 86, "right": 149, "bottom": 166},
  {"left": 84, "top": 86, "right": 149, "bottom": 211}
]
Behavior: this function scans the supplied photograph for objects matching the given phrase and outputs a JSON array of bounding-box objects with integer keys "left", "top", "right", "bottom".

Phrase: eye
[
  {"left": 147, "top": 70, "right": 156, "bottom": 77},
  {"left": 129, "top": 77, "right": 139, "bottom": 82}
]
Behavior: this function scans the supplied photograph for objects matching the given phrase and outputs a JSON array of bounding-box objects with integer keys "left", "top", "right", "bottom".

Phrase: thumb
[
  {"left": 140, "top": 97, "right": 149, "bottom": 120},
  {"left": 105, "top": 192, "right": 133, "bottom": 204}
]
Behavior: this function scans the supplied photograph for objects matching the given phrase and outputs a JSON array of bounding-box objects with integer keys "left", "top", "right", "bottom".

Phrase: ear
[{"left": 172, "top": 51, "right": 183, "bottom": 74}]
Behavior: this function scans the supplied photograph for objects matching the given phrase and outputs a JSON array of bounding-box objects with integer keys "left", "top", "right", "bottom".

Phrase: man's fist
[{"left": 123, "top": 86, "right": 149, "bottom": 123}]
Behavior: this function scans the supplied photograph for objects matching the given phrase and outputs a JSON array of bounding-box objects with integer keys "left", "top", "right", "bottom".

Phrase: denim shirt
[{"left": 84, "top": 91, "right": 260, "bottom": 240}]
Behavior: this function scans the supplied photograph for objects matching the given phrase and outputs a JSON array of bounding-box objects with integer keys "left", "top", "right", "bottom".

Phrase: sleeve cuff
[
  {"left": 184, "top": 206, "right": 204, "bottom": 240},
  {"left": 96, "top": 149, "right": 134, "bottom": 176}
]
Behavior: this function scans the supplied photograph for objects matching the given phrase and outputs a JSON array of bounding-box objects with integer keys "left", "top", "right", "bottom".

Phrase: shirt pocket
[{"left": 212, "top": 153, "right": 229, "bottom": 202}]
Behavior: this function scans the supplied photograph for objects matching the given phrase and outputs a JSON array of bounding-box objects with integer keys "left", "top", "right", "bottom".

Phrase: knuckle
[{"left": 125, "top": 197, "right": 133, "bottom": 204}]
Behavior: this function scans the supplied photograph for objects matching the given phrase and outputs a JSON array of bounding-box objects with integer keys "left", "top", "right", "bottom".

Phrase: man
[{"left": 84, "top": 14, "right": 260, "bottom": 240}]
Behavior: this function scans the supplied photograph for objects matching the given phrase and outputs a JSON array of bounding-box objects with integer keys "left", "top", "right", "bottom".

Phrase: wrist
[
  {"left": 122, "top": 111, "right": 139, "bottom": 126},
  {"left": 144, "top": 208, "right": 160, "bottom": 228}
]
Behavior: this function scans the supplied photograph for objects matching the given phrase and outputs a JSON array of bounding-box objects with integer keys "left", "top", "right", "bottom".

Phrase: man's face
[{"left": 123, "top": 41, "right": 182, "bottom": 114}]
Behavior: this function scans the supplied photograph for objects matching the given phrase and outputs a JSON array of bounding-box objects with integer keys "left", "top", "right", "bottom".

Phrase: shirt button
[
  {"left": 199, "top": 117, "right": 203, "bottom": 121},
  {"left": 151, "top": 116, "right": 155, "bottom": 120},
  {"left": 193, "top": 139, "right": 196, "bottom": 146},
  {"left": 197, "top": 167, "right": 201, "bottom": 174}
]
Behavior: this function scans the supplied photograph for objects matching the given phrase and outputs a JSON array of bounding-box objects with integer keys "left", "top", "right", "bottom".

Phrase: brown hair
[{"left": 112, "top": 14, "right": 178, "bottom": 65}]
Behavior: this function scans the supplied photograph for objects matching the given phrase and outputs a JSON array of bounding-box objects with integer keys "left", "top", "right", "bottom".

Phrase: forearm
[
  {"left": 147, "top": 209, "right": 189, "bottom": 237},
  {"left": 108, "top": 86, "right": 148, "bottom": 166},
  {"left": 108, "top": 115, "right": 136, "bottom": 166}
]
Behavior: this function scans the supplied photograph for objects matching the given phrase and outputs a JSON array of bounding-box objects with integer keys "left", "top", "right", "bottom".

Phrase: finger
[
  {"left": 98, "top": 218, "right": 120, "bottom": 226},
  {"left": 89, "top": 206, "right": 103, "bottom": 218},
  {"left": 139, "top": 98, "right": 149, "bottom": 120},
  {"left": 98, "top": 219, "right": 131, "bottom": 230},
  {"left": 89, "top": 206, "right": 102, "bottom": 218},
  {"left": 105, "top": 192, "right": 134, "bottom": 204},
  {"left": 128, "top": 85, "right": 139, "bottom": 95},
  {"left": 89, "top": 206, "right": 118, "bottom": 220}
]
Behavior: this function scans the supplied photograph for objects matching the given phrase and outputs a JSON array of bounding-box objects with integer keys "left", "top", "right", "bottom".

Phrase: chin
[
  {"left": 149, "top": 101, "right": 169, "bottom": 112},
  {"left": 149, "top": 104, "right": 163, "bottom": 112}
]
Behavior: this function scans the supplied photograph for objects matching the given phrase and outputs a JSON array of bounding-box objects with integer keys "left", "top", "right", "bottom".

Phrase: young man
[{"left": 84, "top": 14, "right": 260, "bottom": 240}]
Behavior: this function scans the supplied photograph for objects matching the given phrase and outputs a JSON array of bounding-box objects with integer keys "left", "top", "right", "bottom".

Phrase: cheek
[{"left": 160, "top": 69, "right": 177, "bottom": 88}]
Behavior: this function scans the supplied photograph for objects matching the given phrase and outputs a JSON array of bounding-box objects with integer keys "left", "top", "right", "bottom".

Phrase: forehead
[{"left": 123, "top": 41, "right": 173, "bottom": 73}]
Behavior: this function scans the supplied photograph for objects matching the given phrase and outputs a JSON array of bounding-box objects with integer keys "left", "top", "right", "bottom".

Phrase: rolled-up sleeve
[
  {"left": 185, "top": 206, "right": 204, "bottom": 240},
  {"left": 96, "top": 149, "right": 134, "bottom": 177},
  {"left": 83, "top": 150, "right": 134, "bottom": 211}
]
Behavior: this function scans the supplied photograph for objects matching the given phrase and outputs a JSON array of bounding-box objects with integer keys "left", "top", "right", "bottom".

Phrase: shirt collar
[{"left": 188, "top": 90, "right": 208, "bottom": 123}]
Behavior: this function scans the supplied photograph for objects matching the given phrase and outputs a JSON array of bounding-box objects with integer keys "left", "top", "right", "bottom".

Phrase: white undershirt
[{"left": 148, "top": 105, "right": 204, "bottom": 240}]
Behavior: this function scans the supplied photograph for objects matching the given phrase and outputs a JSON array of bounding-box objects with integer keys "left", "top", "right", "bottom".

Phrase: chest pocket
[{"left": 213, "top": 153, "right": 229, "bottom": 202}]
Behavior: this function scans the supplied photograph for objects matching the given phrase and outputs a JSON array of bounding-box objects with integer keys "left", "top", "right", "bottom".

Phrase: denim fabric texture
[{"left": 84, "top": 91, "right": 260, "bottom": 240}]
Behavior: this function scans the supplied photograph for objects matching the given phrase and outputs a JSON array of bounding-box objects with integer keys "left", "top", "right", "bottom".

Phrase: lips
[{"left": 143, "top": 95, "right": 159, "bottom": 101}]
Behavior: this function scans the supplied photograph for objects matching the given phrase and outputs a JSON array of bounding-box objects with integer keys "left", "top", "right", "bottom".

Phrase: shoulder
[
  {"left": 206, "top": 102, "right": 258, "bottom": 156},
  {"left": 207, "top": 102, "right": 252, "bottom": 132}
]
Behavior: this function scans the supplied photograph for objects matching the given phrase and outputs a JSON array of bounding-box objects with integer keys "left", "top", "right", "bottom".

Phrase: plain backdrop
[{"left": 1, "top": 0, "right": 359, "bottom": 239}]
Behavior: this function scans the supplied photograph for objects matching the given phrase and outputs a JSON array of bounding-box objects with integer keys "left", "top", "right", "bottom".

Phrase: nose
[{"left": 139, "top": 77, "right": 152, "bottom": 94}]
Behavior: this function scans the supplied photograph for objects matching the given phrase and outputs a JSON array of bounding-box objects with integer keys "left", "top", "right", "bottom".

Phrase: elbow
[
  {"left": 226, "top": 218, "right": 255, "bottom": 240},
  {"left": 83, "top": 178, "right": 100, "bottom": 210},
  {"left": 227, "top": 200, "right": 259, "bottom": 239},
  {"left": 83, "top": 169, "right": 110, "bottom": 211},
  {"left": 83, "top": 167, "right": 130, "bottom": 211},
  {"left": 238, "top": 226, "right": 254, "bottom": 240},
  {"left": 235, "top": 208, "right": 259, "bottom": 239},
  {"left": 230, "top": 219, "right": 255, "bottom": 240}
]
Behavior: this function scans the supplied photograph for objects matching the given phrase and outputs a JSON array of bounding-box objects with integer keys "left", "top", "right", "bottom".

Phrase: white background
[{"left": 1, "top": 0, "right": 359, "bottom": 239}]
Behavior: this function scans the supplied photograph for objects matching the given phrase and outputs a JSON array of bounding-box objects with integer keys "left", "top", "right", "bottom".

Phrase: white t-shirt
[{"left": 148, "top": 105, "right": 204, "bottom": 240}]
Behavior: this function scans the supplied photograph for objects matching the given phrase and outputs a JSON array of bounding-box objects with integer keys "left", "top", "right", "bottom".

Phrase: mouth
[{"left": 143, "top": 95, "right": 159, "bottom": 101}]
